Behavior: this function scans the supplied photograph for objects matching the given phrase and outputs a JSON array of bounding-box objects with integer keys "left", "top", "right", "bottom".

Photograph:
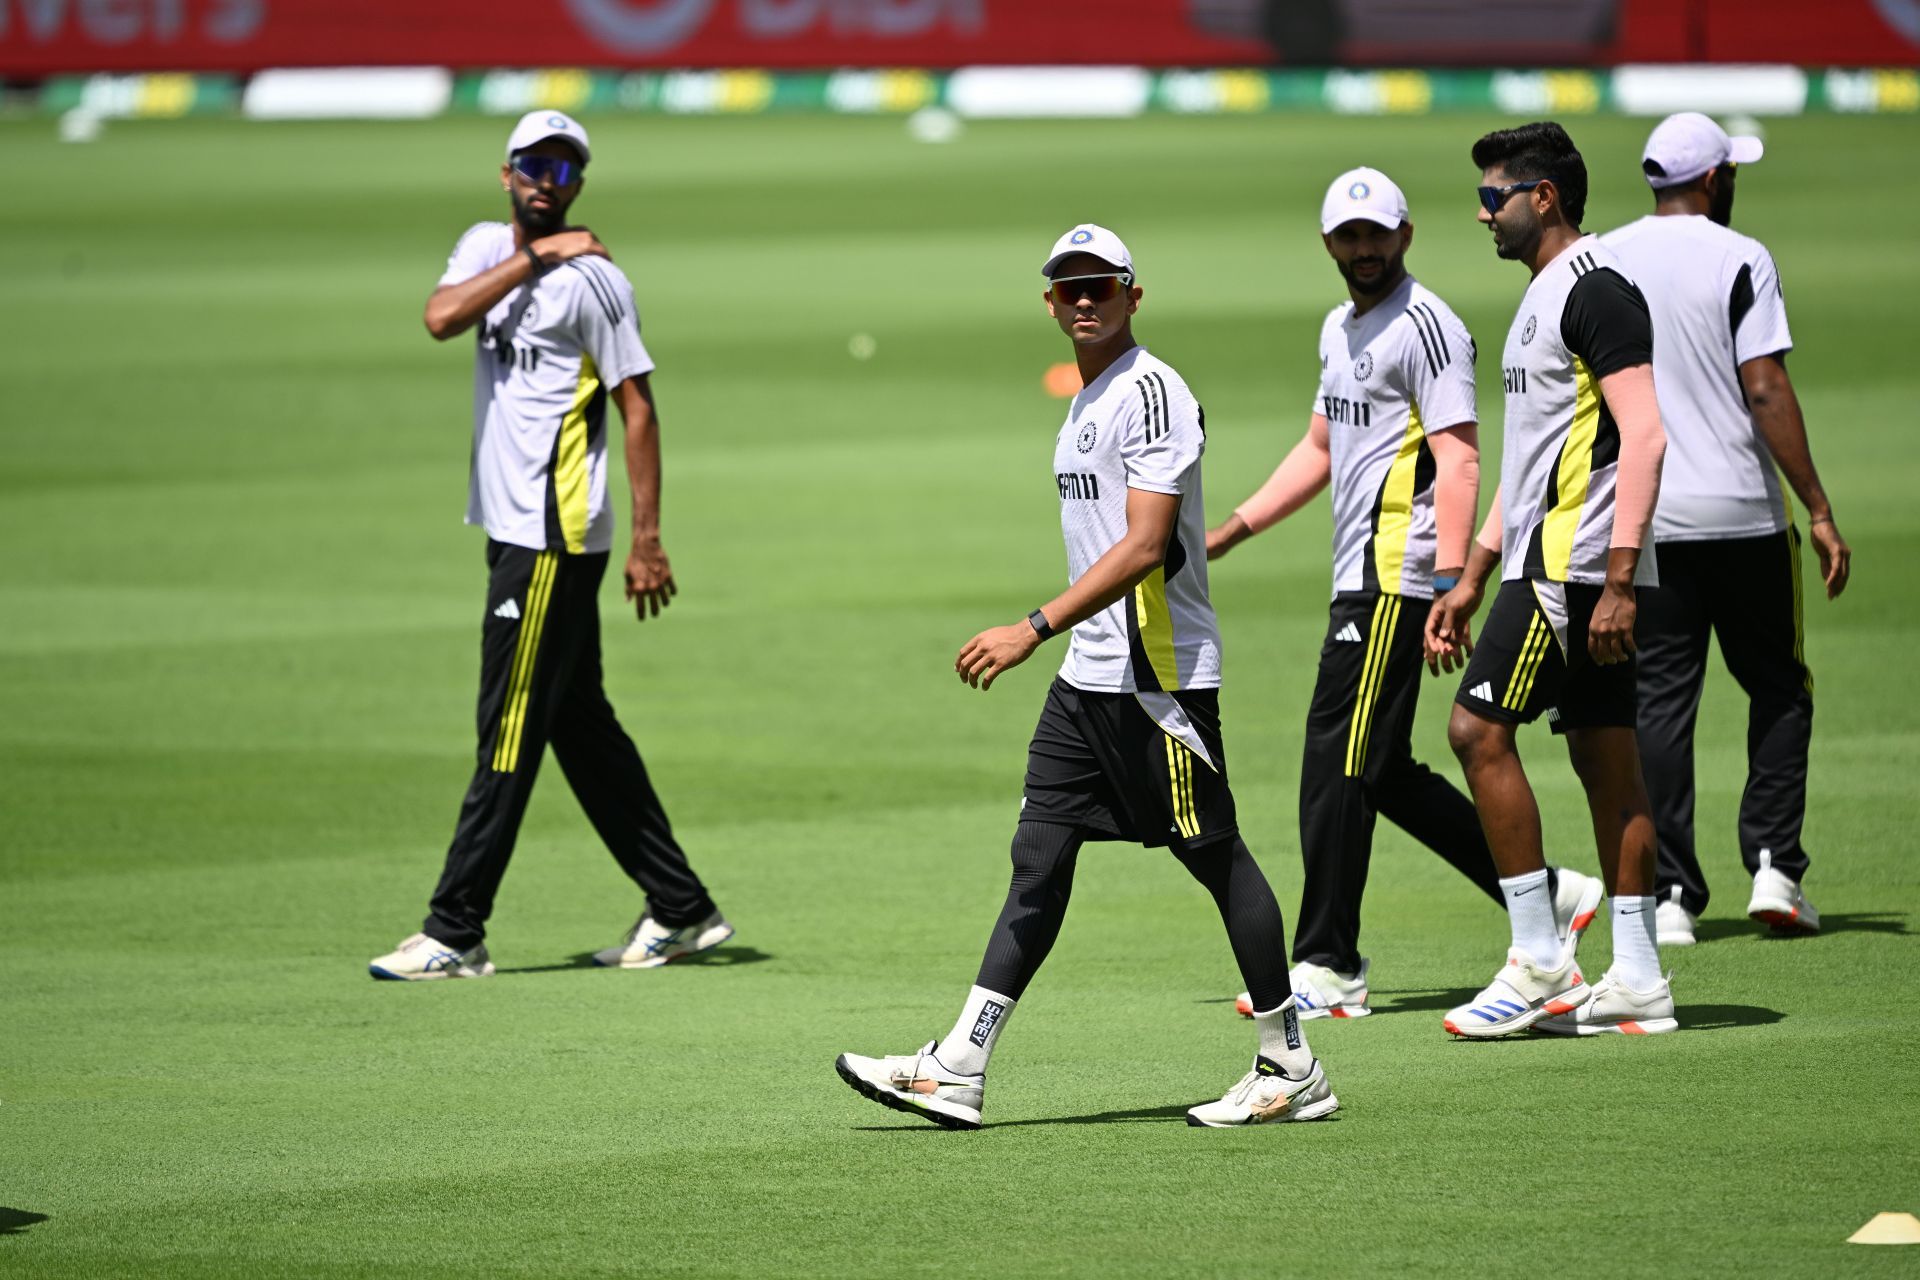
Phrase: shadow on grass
[
  {"left": 1692, "top": 912, "right": 1907, "bottom": 943},
  {"left": 1372, "top": 987, "right": 1480, "bottom": 1014},
  {"left": 0, "top": 1208, "right": 48, "bottom": 1236},
  {"left": 855, "top": 1103, "right": 1219, "bottom": 1131},
  {"left": 1680, "top": 1003, "right": 1784, "bottom": 1030},
  {"left": 495, "top": 946, "right": 774, "bottom": 975}
]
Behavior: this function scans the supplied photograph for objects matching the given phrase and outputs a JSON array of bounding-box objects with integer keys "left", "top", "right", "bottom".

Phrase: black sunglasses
[
  {"left": 511, "top": 154, "right": 582, "bottom": 186},
  {"left": 1049, "top": 272, "right": 1134, "bottom": 306},
  {"left": 1477, "top": 179, "right": 1546, "bottom": 215}
]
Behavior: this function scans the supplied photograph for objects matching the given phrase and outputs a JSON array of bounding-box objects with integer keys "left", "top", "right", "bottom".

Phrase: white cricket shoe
[
  {"left": 1443, "top": 947, "right": 1590, "bottom": 1039},
  {"left": 1656, "top": 895, "right": 1698, "bottom": 946},
  {"left": 1185, "top": 1055, "right": 1339, "bottom": 1127},
  {"left": 1551, "top": 867, "right": 1605, "bottom": 951},
  {"left": 1234, "top": 961, "right": 1372, "bottom": 1019},
  {"left": 834, "top": 1041, "right": 983, "bottom": 1130},
  {"left": 368, "top": 932, "right": 494, "bottom": 981},
  {"left": 1748, "top": 856, "right": 1819, "bottom": 935},
  {"left": 592, "top": 909, "right": 734, "bottom": 968},
  {"left": 1534, "top": 969, "right": 1677, "bottom": 1036}
]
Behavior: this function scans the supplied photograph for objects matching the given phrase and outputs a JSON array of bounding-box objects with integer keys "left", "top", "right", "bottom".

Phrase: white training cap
[
  {"left": 1320, "top": 167, "right": 1408, "bottom": 235},
  {"left": 1042, "top": 223, "right": 1134, "bottom": 277},
  {"left": 1641, "top": 112, "right": 1762, "bottom": 188},
  {"left": 505, "top": 110, "right": 591, "bottom": 164}
]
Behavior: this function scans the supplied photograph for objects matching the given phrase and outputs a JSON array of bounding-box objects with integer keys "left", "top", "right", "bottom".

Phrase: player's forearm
[
  {"left": 1461, "top": 487, "right": 1503, "bottom": 591},
  {"left": 1428, "top": 425, "right": 1480, "bottom": 576},
  {"left": 1038, "top": 536, "right": 1166, "bottom": 635},
  {"left": 1744, "top": 360, "right": 1833, "bottom": 521},
  {"left": 1232, "top": 430, "right": 1332, "bottom": 536},
  {"left": 619, "top": 387, "right": 663, "bottom": 541},
  {"left": 1598, "top": 364, "right": 1666, "bottom": 551},
  {"left": 424, "top": 255, "right": 540, "bottom": 340}
]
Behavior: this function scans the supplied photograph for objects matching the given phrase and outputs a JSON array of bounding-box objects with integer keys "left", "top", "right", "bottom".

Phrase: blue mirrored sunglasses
[
  {"left": 511, "top": 154, "right": 581, "bottom": 186},
  {"left": 1477, "top": 179, "right": 1545, "bottom": 215}
]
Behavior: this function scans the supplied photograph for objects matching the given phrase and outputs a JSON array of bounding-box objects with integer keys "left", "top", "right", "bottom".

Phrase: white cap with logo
[
  {"left": 1320, "top": 167, "right": 1408, "bottom": 234},
  {"left": 1042, "top": 224, "right": 1134, "bottom": 277},
  {"left": 1641, "top": 112, "right": 1761, "bottom": 188},
  {"left": 506, "top": 110, "right": 591, "bottom": 164}
]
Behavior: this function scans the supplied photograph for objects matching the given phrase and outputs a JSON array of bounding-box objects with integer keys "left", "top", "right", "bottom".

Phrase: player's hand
[
  {"left": 956, "top": 622, "right": 1041, "bottom": 691},
  {"left": 1587, "top": 580, "right": 1638, "bottom": 665},
  {"left": 1424, "top": 584, "right": 1481, "bottom": 675},
  {"left": 533, "top": 228, "right": 609, "bottom": 266},
  {"left": 1809, "top": 517, "right": 1851, "bottom": 599},
  {"left": 624, "top": 536, "right": 676, "bottom": 621},
  {"left": 1206, "top": 514, "right": 1252, "bottom": 561}
]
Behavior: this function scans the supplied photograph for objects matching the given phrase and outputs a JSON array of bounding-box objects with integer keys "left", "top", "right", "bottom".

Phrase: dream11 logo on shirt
[{"left": 565, "top": 0, "right": 983, "bottom": 52}]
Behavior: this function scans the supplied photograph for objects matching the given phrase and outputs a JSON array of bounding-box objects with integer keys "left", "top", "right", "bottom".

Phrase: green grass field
[{"left": 3, "top": 108, "right": 1917, "bottom": 1277}]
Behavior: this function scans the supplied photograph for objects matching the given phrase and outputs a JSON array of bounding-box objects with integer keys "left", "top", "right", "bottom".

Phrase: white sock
[
  {"left": 1253, "top": 996, "right": 1314, "bottom": 1078},
  {"left": 1610, "top": 896, "right": 1661, "bottom": 988},
  {"left": 1499, "top": 868, "right": 1560, "bottom": 964},
  {"left": 936, "top": 985, "right": 1015, "bottom": 1077}
]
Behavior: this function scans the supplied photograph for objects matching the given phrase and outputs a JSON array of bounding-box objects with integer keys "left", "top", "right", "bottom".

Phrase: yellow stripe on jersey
[
  {"left": 1344, "top": 594, "right": 1400, "bottom": 777},
  {"left": 1502, "top": 613, "right": 1552, "bottom": 712},
  {"left": 1134, "top": 569, "right": 1181, "bottom": 692},
  {"left": 1166, "top": 735, "right": 1199, "bottom": 839},
  {"left": 1371, "top": 403, "right": 1426, "bottom": 594},
  {"left": 554, "top": 355, "right": 599, "bottom": 555},
  {"left": 1543, "top": 356, "right": 1602, "bottom": 580},
  {"left": 491, "top": 551, "right": 559, "bottom": 773}
]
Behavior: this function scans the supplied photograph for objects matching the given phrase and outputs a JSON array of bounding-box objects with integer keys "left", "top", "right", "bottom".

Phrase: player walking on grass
[
  {"left": 1427, "top": 122, "right": 1676, "bottom": 1036},
  {"left": 368, "top": 111, "right": 731, "bottom": 981},
  {"left": 835, "top": 225, "right": 1337, "bottom": 1129},
  {"left": 1207, "top": 168, "right": 1602, "bottom": 1020},
  {"left": 1601, "top": 113, "right": 1851, "bottom": 947}
]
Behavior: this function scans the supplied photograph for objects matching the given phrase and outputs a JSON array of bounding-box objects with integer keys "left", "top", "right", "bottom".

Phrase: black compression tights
[{"left": 975, "top": 821, "right": 1292, "bottom": 1012}]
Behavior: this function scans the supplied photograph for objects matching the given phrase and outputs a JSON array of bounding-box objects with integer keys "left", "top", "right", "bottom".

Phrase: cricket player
[
  {"left": 1429, "top": 122, "right": 1675, "bottom": 1036},
  {"left": 1601, "top": 113, "right": 1851, "bottom": 945},
  {"left": 368, "top": 111, "right": 731, "bottom": 980},
  {"left": 835, "top": 225, "right": 1338, "bottom": 1128}
]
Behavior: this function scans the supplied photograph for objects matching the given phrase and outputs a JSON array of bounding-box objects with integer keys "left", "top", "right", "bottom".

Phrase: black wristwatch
[
  {"left": 1027, "top": 609, "right": 1055, "bottom": 641},
  {"left": 524, "top": 245, "right": 546, "bottom": 276}
]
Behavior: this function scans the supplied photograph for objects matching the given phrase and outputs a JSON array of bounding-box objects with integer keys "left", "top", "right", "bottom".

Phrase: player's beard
[
  {"left": 512, "top": 188, "right": 568, "bottom": 237},
  {"left": 1338, "top": 249, "right": 1405, "bottom": 296},
  {"left": 1492, "top": 211, "right": 1541, "bottom": 263}
]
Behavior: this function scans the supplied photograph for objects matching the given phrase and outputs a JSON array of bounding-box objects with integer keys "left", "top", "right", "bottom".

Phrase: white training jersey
[
  {"left": 1054, "top": 345, "right": 1222, "bottom": 693},
  {"left": 1600, "top": 214, "right": 1794, "bottom": 543},
  {"left": 1497, "top": 236, "right": 1658, "bottom": 587},
  {"left": 1316, "top": 275, "right": 1478, "bottom": 600},
  {"left": 437, "top": 222, "right": 655, "bottom": 555}
]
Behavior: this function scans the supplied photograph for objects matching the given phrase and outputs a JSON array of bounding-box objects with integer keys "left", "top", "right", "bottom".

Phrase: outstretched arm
[
  {"left": 956, "top": 487, "right": 1179, "bottom": 690},
  {"left": 1207, "top": 414, "right": 1332, "bottom": 558},
  {"left": 1741, "top": 354, "right": 1850, "bottom": 598}
]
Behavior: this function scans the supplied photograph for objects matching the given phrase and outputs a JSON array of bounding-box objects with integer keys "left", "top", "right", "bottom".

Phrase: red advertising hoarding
[{"left": 4, "top": 0, "right": 1918, "bottom": 75}]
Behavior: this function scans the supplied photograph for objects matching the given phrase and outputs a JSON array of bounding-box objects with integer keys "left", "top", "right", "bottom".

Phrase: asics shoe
[
  {"left": 368, "top": 932, "right": 494, "bottom": 981},
  {"left": 1748, "top": 855, "right": 1819, "bottom": 935},
  {"left": 1656, "top": 894, "right": 1698, "bottom": 947},
  {"left": 593, "top": 909, "right": 734, "bottom": 968},
  {"left": 834, "top": 1041, "right": 983, "bottom": 1130},
  {"left": 1550, "top": 867, "right": 1605, "bottom": 952},
  {"left": 1534, "top": 969, "right": 1677, "bottom": 1036},
  {"left": 1442, "top": 947, "right": 1589, "bottom": 1039},
  {"left": 1235, "top": 960, "right": 1371, "bottom": 1020},
  {"left": 1185, "top": 1055, "right": 1339, "bottom": 1127}
]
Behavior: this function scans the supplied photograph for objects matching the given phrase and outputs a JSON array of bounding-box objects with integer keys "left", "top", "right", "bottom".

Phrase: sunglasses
[
  {"left": 511, "top": 154, "right": 582, "bottom": 186},
  {"left": 1049, "top": 272, "right": 1134, "bottom": 306},
  {"left": 1477, "top": 179, "right": 1546, "bottom": 215}
]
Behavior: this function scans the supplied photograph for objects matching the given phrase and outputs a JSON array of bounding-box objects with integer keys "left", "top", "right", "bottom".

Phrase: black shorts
[
  {"left": 1021, "top": 678, "right": 1237, "bottom": 847},
  {"left": 1454, "top": 579, "right": 1637, "bottom": 734}
]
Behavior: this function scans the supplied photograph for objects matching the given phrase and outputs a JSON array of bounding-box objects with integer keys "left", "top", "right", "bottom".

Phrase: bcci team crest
[
  {"left": 1076, "top": 421, "right": 1098, "bottom": 453},
  {"left": 1353, "top": 352, "right": 1374, "bottom": 381},
  {"left": 1349, "top": 181, "right": 1370, "bottom": 199},
  {"left": 548, "top": 114, "right": 571, "bottom": 130},
  {"left": 1070, "top": 228, "right": 1094, "bottom": 244},
  {"left": 1521, "top": 315, "right": 1538, "bottom": 345}
]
